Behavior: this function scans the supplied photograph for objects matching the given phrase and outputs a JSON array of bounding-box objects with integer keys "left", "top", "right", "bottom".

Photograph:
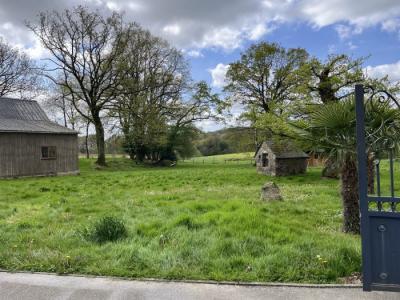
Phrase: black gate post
[{"left": 355, "top": 84, "right": 372, "bottom": 291}]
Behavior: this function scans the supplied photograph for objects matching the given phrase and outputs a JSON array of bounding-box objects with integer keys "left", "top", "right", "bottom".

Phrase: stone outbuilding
[
  {"left": 255, "top": 140, "right": 308, "bottom": 176},
  {"left": 0, "top": 97, "right": 79, "bottom": 178}
]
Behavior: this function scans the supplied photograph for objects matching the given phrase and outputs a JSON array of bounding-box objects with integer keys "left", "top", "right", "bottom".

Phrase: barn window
[
  {"left": 262, "top": 153, "right": 268, "bottom": 167},
  {"left": 41, "top": 146, "right": 57, "bottom": 160}
]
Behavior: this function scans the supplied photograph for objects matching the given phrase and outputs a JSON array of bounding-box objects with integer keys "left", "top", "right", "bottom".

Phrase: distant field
[
  {"left": 0, "top": 154, "right": 362, "bottom": 283},
  {"left": 185, "top": 152, "right": 254, "bottom": 164}
]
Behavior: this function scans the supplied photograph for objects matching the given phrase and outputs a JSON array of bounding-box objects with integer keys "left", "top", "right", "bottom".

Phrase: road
[{"left": 0, "top": 272, "right": 398, "bottom": 300}]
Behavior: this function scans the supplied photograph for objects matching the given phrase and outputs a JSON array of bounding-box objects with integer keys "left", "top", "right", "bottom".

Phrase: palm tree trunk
[{"left": 341, "top": 155, "right": 360, "bottom": 234}]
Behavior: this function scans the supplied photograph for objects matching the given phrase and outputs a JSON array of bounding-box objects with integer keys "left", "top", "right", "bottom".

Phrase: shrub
[{"left": 85, "top": 216, "right": 128, "bottom": 244}]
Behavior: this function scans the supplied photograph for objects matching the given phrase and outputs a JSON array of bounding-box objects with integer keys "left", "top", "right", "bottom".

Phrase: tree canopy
[{"left": 224, "top": 42, "right": 308, "bottom": 115}]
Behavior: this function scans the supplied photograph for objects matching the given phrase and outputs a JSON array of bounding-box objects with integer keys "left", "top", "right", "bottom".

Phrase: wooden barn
[
  {"left": 255, "top": 140, "right": 308, "bottom": 176},
  {"left": 0, "top": 98, "right": 79, "bottom": 178}
]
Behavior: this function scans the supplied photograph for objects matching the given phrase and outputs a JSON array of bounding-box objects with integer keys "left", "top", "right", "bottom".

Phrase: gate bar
[
  {"left": 355, "top": 84, "right": 372, "bottom": 291},
  {"left": 389, "top": 150, "right": 396, "bottom": 212},
  {"left": 376, "top": 162, "right": 382, "bottom": 211}
]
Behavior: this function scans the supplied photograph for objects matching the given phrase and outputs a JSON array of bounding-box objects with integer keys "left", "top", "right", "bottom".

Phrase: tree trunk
[
  {"left": 93, "top": 114, "right": 106, "bottom": 166},
  {"left": 85, "top": 121, "right": 90, "bottom": 159},
  {"left": 367, "top": 152, "right": 375, "bottom": 194},
  {"left": 341, "top": 155, "right": 360, "bottom": 234},
  {"left": 62, "top": 96, "right": 68, "bottom": 127},
  {"left": 134, "top": 144, "right": 146, "bottom": 163}
]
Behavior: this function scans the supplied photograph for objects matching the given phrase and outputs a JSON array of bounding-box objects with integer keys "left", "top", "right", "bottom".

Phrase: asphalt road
[{"left": 0, "top": 272, "right": 399, "bottom": 300}]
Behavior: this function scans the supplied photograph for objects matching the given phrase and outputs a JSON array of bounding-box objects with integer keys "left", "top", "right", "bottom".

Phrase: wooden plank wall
[{"left": 0, "top": 133, "right": 78, "bottom": 177}]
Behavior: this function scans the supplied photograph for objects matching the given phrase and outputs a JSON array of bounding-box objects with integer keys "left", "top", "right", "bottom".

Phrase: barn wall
[
  {"left": 0, "top": 133, "right": 79, "bottom": 178},
  {"left": 275, "top": 158, "right": 307, "bottom": 176}
]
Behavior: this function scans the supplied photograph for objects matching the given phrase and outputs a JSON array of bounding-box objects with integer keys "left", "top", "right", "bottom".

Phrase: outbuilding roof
[
  {"left": 255, "top": 140, "right": 309, "bottom": 159},
  {"left": 0, "top": 97, "right": 77, "bottom": 134}
]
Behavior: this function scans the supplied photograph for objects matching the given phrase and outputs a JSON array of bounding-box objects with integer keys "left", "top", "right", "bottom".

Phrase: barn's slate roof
[
  {"left": 255, "top": 140, "right": 309, "bottom": 159},
  {"left": 0, "top": 97, "right": 77, "bottom": 134}
]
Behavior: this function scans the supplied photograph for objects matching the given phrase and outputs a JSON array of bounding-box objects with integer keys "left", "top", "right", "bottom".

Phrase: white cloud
[
  {"left": 365, "top": 61, "right": 400, "bottom": 82},
  {"left": 300, "top": 0, "right": 400, "bottom": 38},
  {"left": 198, "top": 27, "right": 242, "bottom": 50},
  {"left": 0, "top": 0, "right": 399, "bottom": 56},
  {"left": 195, "top": 119, "right": 224, "bottom": 132},
  {"left": 106, "top": 1, "right": 120, "bottom": 11},
  {"left": 300, "top": 0, "right": 400, "bottom": 28},
  {"left": 0, "top": 0, "right": 278, "bottom": 52},
  {"left": 185, "top": 49, "right": 203, "bottom": 58},
  {"left": 248, "top": 23, "right": 268, "bottom": 41},
  {"left": 127, "top": 2, "right": 143, "bottom": 11},
  {"left": 209, "top": 63, "right": 229, "bottom": 88},
  {"left": 0, "top": 22, "right": 48, "bottom": 59},
  {"left": 381, "top": 18, "right": 400, "bottom": 32},
  {"left": 335, "top": 24, "right": 362, "bottom": 40},
  {"left": 163, "top": 24, "right": 181, "bottom": 36}
]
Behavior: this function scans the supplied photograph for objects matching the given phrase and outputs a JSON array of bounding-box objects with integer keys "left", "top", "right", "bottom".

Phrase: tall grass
[{"left": 0, "top": 156, "right": 362, "bottom": 282}]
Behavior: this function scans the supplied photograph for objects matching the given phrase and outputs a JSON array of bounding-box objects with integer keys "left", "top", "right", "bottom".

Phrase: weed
[{"left": 84, "top": 216, "right": 128, "bottom": 244}]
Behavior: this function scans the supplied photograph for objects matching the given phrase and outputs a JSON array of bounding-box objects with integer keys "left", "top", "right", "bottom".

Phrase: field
[{"left": 0, "top": 154, "right": 362, "bottom": 283}]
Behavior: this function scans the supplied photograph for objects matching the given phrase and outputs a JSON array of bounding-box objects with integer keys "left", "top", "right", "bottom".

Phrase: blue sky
[
  {"left": 188, "top": 21, "right": 400, "bottom": 130},
  {"left": 0, "top": 0, "right": 399, "bottom": 131},
  {"left": 190, "top": 23, "right": 400, "bottom": 87}
]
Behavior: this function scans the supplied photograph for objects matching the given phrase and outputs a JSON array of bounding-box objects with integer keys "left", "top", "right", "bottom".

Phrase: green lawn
[{"left": 0, "top": 156, "right": 361, "bottom": 283}]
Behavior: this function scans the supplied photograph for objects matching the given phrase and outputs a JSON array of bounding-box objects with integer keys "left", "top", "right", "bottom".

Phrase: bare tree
[
  {"left": 44, "top": 82, "right": 80, "bottom": 129},
  {"left": 28, "top": 6, "right": 127, "bottom": 166},
  {"left": 0, "top": 38, "right": 39, "bottom": 98}
]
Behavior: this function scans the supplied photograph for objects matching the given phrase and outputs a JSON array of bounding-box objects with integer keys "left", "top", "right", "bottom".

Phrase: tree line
[{"left": 0, "top": 6, "right": 223, "bottom": 166}]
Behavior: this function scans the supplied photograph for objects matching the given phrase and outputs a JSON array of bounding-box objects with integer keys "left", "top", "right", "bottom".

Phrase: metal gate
[{"left": 356, "top": 84, "right": 400, "bottom": 292}]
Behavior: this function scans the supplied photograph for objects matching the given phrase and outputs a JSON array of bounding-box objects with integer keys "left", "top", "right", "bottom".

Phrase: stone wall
[
  {"left": 275, "top": 158, "right": 307, "bottom": 176},
  {"left": 255, "top": 143, "right": 277, "bottom": 176}
]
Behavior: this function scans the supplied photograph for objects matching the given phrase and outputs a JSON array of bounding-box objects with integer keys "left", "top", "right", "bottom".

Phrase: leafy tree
[
  {"left": 295, "top": 54, "right": 367, "bottom": 178},
  {"left": 197, "top": 135, "right": 231, "bottom": 156},
  {"left": 28, "top": 6, "right": 128, "bottom": 166},
  {"left": 113, "top": 24, "right": 186, "bottom": 162},
  {"left": 196, "top": 127, "right": 256, "bottom": 156},
  {"left": 224, "top": 42, "right": 308, "bottom": 115},
  {"left": 113, "top": 25, "right": 222, "bottom": 163},
  {"left": 162, "top": 126, "right": 200, "bottom": 160},
  {"left": 301, "top": 54, "right": 366, "bottom": 103}
]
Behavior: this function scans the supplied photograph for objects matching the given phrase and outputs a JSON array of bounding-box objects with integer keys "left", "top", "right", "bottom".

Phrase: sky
[{"left": 0, "top": 0, "right": 400, "bottom": 131}]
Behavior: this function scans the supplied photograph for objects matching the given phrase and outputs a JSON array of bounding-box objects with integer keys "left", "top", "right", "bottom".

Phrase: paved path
[{"left": 0, "top": 272, "right": 398, "bottom": 300}]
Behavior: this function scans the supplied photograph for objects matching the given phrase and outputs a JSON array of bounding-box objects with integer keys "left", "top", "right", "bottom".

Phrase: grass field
[
  {"left": 0, "top": 155, "right": 362, "bottom": 283},
  {"left": 188, "top": 152, "right": 254, "bottom": 163}
]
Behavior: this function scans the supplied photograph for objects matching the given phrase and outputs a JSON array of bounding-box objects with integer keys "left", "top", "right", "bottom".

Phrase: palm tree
[{"left": 293, "top": 98, "right": 400, "bottom": 234}]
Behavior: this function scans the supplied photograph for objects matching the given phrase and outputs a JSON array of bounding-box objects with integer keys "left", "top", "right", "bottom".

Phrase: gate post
[{"left": 355, "top": 84, "right": 372, "bottom": 291}]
